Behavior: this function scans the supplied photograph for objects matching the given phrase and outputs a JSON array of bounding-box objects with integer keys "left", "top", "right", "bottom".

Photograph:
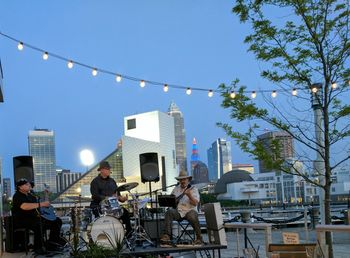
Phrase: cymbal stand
[{"left": 124, "top": 192, "right": 154, "bottom": 251}]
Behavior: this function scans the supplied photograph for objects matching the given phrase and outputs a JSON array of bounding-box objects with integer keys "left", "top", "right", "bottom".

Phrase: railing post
[
  {"left": 344, "top": 210, "right": 350, "bottom": 225},
  {"left": 310, "top": 207, "right": 319, "bottom": 229},
  {"left": 240, "top": 210, "right": 251, "bottom": 249}
]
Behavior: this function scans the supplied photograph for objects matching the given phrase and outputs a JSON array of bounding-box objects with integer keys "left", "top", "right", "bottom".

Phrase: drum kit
[{"left": 68, "top": 182, "right": 154, "bottom": 250}]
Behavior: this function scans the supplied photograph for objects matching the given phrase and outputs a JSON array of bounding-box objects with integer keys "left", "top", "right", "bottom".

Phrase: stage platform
[{"left": 121, "top": 243, "right": 227, "bottom": 258}]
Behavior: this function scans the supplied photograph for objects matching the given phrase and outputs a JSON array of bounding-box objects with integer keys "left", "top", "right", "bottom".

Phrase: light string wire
[{"left": 0, "top": 31, "right": 348, "bottom": 98}]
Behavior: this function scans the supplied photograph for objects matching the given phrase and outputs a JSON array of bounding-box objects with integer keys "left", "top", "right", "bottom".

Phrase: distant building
[
  {"left": 215, "top": 170, "right": 308, "bottom": 205},
  {"left": 192, "top": 161, "right": 209, "bottom": 184},
  {"left": 2, "top": 178, "right": 11, "bottom": 199},
  {"left": 122, "top": 111, "right": 177, "bottom": 192},
  {"left": 207, "top": 138, "right": 232, "bottom": 181},
  {"left": 232, "top": 164, "right": 254, "bottom": 174},
  {"left": 55, "top": 110, "right": 177, "bottom": 200},
  {"left": 257, "top": 131, "right": 294, "bottom": 173},
  {"left": 168, "top": 102, "right": 187, "bottom": 172},
  {"left": 28, "top": 129, "right": 57, "bottom": 192},
  {"left": 56, "top": 168, "right": 82, "bottom": 193},
  {"left": 55, "top": 144, "right": 124, "bottom": 200}
]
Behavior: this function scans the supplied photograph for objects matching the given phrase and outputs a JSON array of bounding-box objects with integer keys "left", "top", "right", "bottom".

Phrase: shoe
[
  {"left": 193, "top": 238, "right": 203, "bottom": 245},
  {"left": 160, "top": 234, "right": 170, "bottom": 242}
]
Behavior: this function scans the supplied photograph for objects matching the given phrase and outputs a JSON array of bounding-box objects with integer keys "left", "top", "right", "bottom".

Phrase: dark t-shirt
[
  {"left": 12, "top": 191, "right": 39, "bottom": 220},
  {"left": 90, "top": 175, "right": 118, "bottom": 207}
]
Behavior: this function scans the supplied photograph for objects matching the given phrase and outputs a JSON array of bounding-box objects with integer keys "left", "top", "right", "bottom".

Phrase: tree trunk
[{"left": 324, "top": 176, "right": 333, "bottom": 258}]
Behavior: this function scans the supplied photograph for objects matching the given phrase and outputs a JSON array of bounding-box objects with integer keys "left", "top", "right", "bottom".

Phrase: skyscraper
[
  {"left": 28, "top": 129, "right": 57, "bottom": 192},
  {"left": 2, "top": 178, "right": 11, "bottom": 199},
  {"left": 257, "top": 130, "right": 294, "bottom": 173},
  {"left": 168, "top": 101, "right": 187, "bottom": 172},
  {"left": 207, "top": 138, "right": 232, "bottom": 181}
]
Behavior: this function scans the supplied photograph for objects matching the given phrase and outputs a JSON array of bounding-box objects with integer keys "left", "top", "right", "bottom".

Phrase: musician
[
  {"left": 90, "top": 160, "right": 132, "bottom": 237},
  {"left": 11, "top": 178, "right": 65, "bottom": 254},
  {"left": 160, "top": 170, "right": 203, "bottom": 245}
]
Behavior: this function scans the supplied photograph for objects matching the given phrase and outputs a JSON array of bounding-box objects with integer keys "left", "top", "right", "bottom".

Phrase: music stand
[{"left": 158, "top": 195, "right": 176, "bottom": 209}]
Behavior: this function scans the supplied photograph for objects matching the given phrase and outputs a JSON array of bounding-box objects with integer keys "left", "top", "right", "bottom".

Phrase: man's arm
[
  {"left": 20, "top": 201, "right": 50, "bottom": 211},
  {"left": 185, "top": 188, "right": 200, "bottom": 206}
]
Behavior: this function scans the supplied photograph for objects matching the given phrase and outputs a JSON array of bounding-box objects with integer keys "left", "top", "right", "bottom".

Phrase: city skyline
[{"left": 0, "top": 2, "right": 269, "bottom": 183}]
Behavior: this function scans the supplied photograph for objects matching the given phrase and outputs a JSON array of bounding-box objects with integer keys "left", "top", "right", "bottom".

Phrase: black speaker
[
  {"left": 13, "top": 156, "right": 34, "bottom": 188},
  {"left": 143, "top": 219, "right": 164, "bottom": 240},
  {"left": 140, "top": 152, "right": 159, "bottom": 183}
]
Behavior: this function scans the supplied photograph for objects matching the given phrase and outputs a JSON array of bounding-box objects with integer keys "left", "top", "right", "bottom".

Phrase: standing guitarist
[
  {"left": 160, "top": 171, "right": 203, "bottom": 245},
  {"left": 12, "top": 178, "right": 65, "bottom": 254}
]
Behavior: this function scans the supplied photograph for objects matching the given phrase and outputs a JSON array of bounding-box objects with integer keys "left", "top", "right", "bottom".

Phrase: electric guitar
[
  {"left": 40, "top": 184, "right": 57, "bottom": 221},
  {"left": 175, "top": 184, "right": 195, "bottom": 206}
]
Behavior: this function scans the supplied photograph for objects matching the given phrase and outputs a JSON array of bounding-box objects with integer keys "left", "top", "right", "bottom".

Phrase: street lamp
[{"left": 80, "top": 149, "right": 94, "bottom": 172}]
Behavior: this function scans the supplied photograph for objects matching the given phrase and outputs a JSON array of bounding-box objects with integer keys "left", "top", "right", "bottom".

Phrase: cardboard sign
[{"left": 282, "top": 232, "right": 300, "bottom": 244}]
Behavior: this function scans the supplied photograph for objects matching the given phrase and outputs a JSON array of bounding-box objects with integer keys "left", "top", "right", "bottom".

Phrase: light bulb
[
  {"left": 17, "top": 42, "right": 24, "bottom": 51},
  {"left": 271, "top": 90, "right": 277, "bottom": 98},
  {"left": 186, "top": 88, "right": 192, "bottom": 95},
  {"left": 251, "top": 91, "right": 257, "bottom": 99},
  {"left": 230, "top": 91, "right": 236, "bottom": 99},
  {"left": 163, "top": 84, "right": 169, "bottom": 92},
  {"left": 312, "top": 87, "right": 318, "bottom": 93},
  {"left": 331, "top": 82, "right": 337, "bottom": 89},
  {"left": 140, "top": 80, "right": 146, "bottom": 87},
  {"left": 42, "top": 52, "right": 49, "bottom": 60},
  {"left": 292, "top": 88, "right": 298, "bottom": 96},
  {"left": 92, "top": 68, "right": 98, "bottom": 76},
  {"left": 116, "top": 75, "right": 122, "bottom": 82},
  {"left": 208, "top": 90, "right": 214, "bottom": 97},
  {"left": 67, "top": 60, "right": 74, "bottom": 69}
]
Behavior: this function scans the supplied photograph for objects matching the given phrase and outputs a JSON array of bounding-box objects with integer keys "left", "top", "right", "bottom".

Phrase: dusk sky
[{"left": 0, "top": 1, "right": 272, "bottom": 182}]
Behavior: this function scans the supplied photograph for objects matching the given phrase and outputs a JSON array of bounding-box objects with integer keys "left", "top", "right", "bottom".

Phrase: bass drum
[{"left": 87, "top": 215, "right": 124, "bottom": 247}]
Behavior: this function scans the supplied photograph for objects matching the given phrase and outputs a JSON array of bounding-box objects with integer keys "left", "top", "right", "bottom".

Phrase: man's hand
[{"left": 118, "top": 194, "right": 128, "bottom": 202}]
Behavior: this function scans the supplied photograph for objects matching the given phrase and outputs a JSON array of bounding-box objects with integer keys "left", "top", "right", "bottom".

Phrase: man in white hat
[{"left": 160, "top": 170, "right": 203, "bottom": 245}]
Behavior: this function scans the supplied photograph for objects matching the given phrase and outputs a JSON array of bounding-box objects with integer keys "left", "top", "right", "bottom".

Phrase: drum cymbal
[{"left": 117, "top": 182, "right": 139, "bottom": 192}]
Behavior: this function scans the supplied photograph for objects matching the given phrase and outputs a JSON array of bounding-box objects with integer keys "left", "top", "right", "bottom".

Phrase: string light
[
  {"left": 17, "top": 42, "right": 24, "bottom": 51},
  {"left": 67, "top": 60, "right": 74, "bottom": 69},
  {"left": 230, "top": 91, "right": 236, "bottom": 99},
  {"left": 1, "top": 32, "right": 347, "bottom": 100},
  {"left": 116, "top": 75, "right": 122, "bottom": 82},
  {"left": 140, "top": 80, "right": 146, "bottom": 87},
  {"left": 251, "top": 91, "right": 257, "bottom": 99},
  {"left": 42, "top": 52, "right": 49, "bottom": 60},
  {"left": 163, "top": 84, "right": 169, "bottom": 92}
]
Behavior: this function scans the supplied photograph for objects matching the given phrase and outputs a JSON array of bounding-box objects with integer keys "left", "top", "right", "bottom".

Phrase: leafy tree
[{"left": 219, "top": 1, "right": 350, "bottom": 257}]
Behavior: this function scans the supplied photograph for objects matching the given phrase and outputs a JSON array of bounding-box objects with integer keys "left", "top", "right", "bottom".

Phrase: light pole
[
  {"left": 80, "top": 149, "right": 95, "bottom": 172},
  {"left": 310, "top": 83, "right": 325, "bottom": 225}
]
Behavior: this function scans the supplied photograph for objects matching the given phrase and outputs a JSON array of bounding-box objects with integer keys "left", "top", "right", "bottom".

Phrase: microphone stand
[
  {"left": 151, "top": 183, "right": 178, "bottom": 247},
  {"left": 36, "top": 196, "right": 47, "bottom": 254}
]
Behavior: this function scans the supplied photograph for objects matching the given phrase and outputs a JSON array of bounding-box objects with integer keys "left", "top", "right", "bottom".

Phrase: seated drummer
[
  {"left": 90, "top": 161, "right": 132, "bottom": 237},
  {"left": 12, "top": 178, "right": 66, "bottom": 254}
]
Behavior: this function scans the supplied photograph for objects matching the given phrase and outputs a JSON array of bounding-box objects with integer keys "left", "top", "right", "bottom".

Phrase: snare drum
[
  {"left": 87, "top": 215, "right": 124, "bottom": 247},
  {"left": 100, "top": 197, "right": 124, "bottom": 218}
]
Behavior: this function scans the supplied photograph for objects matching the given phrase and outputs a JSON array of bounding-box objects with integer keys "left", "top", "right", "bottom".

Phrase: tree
[{"left": 218, "top": 1, "right": 350, "bottom": 257}]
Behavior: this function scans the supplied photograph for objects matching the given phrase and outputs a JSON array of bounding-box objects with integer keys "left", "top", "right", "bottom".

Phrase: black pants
[
  {"left": 14, "top": 216, "right": 62, "bottom": 250},
  {"left": 91, "top": 205, "right": 132, "bottom": 237}
]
